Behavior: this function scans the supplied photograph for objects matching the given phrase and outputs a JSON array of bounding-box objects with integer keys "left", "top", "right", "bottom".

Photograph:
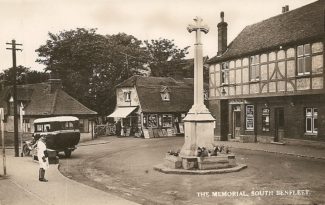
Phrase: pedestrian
[
  {"left": 115, "top": 120, "right": 121, "bottom": 136},
  {"left": 37, "top": 136, "right": 49, "bottom": 182}
]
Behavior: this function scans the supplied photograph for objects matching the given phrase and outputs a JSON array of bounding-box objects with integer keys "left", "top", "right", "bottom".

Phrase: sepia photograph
[{"left": 0, "top": 0, "right": 324, "bottom": 204}]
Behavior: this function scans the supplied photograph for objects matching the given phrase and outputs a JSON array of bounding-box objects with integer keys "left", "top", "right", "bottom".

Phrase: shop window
[
  {"left": 305, "top": 108, "right": 318, "bottom": 134},
  {"left": 162, "top": 114, "right": 173, "bottom": 127},
  {"left": 262, "top": 108, "right": 270, "bottom": 132},
  {"left": 147, "top": 114, "right": 158, "bottom": 128},
  {"left": 246, "top": 105, "right": 254, "bottom": 130},
  {"left": 124, "top": 91, "right": 131, "bottom": 102},
  {"left": 221, "top": 62, "right": 229, "bottom": 85},
  {"left": 143, "top": 115, "right": 147, "bottom": 127},
  {"left": 250, "top": 55, "right": 260, "bottom": 81},
  {"left": 297, "top": 44, "right": 311, "bottom": 75}
]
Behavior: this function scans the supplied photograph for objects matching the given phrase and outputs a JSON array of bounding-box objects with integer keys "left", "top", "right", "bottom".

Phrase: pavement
[
  {"left": 0, "top": 137, "right": 325, "bottom": 205},
  {"left": 0, "top": 148, "right": 139, "bottom": 205},
  {"left": 217, "top": 141, "right": 325, "bottom": 160}
]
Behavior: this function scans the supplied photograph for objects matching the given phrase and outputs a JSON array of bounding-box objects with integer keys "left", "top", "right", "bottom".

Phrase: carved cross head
[{"left": 187, "top": 16, "right": 209, "bottom": 34}]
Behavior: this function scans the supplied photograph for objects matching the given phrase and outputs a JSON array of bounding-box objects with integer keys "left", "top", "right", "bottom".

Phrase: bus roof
[{"left": 34, "top": 116, "right": 79, "bottom": 124}]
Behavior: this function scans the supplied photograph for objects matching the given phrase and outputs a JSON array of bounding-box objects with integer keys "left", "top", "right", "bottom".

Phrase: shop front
[
  {"left": 108, "top": 106, "right": 139, "bottom": 136},
  {"left": 142, "top": 113, "right": 186, "bottom": 138},
  {"left": 225, "top": 95, "right": 325, "bottom": 144}
]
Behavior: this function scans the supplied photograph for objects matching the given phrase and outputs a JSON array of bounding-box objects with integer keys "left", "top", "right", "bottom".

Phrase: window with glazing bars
[
  {"left": 305, "top": 108, "right": 318, "bottom": 134},
  {"left": 221, "top": 62, "right": 229, "bottom": 84},
  {"left": 297, "top": 44, "right": 311, "bottom": 75},
  {"left": 250, "top": 55, "right": 260, "bottom": 81}
]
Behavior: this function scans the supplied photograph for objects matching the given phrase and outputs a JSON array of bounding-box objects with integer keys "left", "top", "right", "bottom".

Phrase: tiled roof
[
  {"left": 117, "top": 76, "right": 195, "bottom": 113},
  {"left": 137, "top": 84, "right": 193, "bottom": 113},
  {"left": 117, "top": 76, "right": 210, "bottom": 113},
  {"left": 116, "top": 75, "right": 179, "bottom": 88},
  {"left": 209, "top": 0, "right": 325, "bottom": 63},
  {"left": 0, "top": 82, "right": 97, "bottom": 116}
]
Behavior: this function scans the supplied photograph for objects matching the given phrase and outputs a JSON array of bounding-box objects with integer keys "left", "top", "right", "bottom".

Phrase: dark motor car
[{"left": 33, "top": 116, "right": 80, "bottom": 157}]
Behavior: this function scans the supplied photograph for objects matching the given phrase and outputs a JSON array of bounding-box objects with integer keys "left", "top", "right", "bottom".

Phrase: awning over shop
[{"left": 107, "top": 107, "right": 137, "bottom": 118}]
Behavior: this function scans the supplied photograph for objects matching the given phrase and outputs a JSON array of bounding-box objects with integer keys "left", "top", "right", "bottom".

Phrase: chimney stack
[
  {"left": 217, "top": 11, "right": 228, "bottom": 56},
  {"left": 48, "top": 71, "right": 62, "bottom": 93}
]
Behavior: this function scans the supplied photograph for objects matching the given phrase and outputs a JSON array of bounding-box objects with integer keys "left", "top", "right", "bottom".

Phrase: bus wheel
[
  {"left": 64, "top": 150, "right": 72, "bottom": 158},
  {"left": 23, "top": 144, "right": 30, "bottom": 156}
]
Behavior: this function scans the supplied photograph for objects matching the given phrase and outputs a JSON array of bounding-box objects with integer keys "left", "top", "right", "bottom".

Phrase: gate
[{"left": 94, "top": 124, "right": 116, "bottom": 137}]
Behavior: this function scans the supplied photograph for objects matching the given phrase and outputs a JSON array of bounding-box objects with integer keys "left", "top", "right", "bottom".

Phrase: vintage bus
[{"left": 33, "top": 116, "right": 80, "bottom": 157}]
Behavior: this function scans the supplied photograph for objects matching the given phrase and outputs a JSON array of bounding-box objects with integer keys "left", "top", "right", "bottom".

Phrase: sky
[{"left": 0, "top": 0, "right": 316, "bottom": 72}]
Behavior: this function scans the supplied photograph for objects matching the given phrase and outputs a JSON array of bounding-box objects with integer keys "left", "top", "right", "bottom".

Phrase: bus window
[
  {"left": 44, "top": 124, "right": 51, "bottom": 132},
  {"left": 64, "top": 122, "right": 74, "bottom": 129},
  {"left": 36, "top": 124, "right": 43, "bottom": 132}
]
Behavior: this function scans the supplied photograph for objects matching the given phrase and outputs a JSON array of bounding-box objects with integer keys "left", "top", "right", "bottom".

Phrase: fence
[{"left": 94, "top": 124, "right": 116, "bottom": 137}]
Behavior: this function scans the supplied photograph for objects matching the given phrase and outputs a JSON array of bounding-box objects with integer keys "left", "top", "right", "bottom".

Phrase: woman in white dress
[{"left": 37, "top": 136, "right": 49, "bottom": 182}]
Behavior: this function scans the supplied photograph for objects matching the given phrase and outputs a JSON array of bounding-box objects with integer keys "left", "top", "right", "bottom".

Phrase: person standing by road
[
  {"left": 115, "top": 120, "right": 121, "bottom": 136},
  {"left": 37, "top": 136, "right": 49, "bottom": 182}
]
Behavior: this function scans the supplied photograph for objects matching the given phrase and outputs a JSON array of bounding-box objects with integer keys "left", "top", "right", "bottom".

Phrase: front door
[
  {"left": 275, "top": 108, "right": 284, "bottom": 142},
  {"left": 233, "top": 110, "right": 241, "bottom": 139}
]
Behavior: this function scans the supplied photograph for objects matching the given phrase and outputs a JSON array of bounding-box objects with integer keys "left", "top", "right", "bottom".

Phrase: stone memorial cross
[
  {"left": 186, "top": 17, "right": 210, "bottom": 114},
  {"left": 180, "top": 17, "right": 215, "bottom": 157}
]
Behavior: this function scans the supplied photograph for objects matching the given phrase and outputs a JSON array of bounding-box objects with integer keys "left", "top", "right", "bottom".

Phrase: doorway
[
  {"left": 232, "top": 105, "right": 241, "bottom": 140},
  {"left": 274, "top": 108, "right": 284, "bottom": 142}
]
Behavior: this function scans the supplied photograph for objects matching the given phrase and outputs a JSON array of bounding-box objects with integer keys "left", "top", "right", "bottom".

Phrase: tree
[
  {"left": 89, "top": 33, "right": 149, "bottom": 114},
  {"left": 0, "top": 66, "right": 48, "bottom": 87},
  {"left": 36, "top": 28, "right": 105, "bottom": 111},
  {"left": 144, "top": 38, "right": 189, "bottom": 77},
  {"left": 36, "top": 29, "right": 149, "bottom": 115}
]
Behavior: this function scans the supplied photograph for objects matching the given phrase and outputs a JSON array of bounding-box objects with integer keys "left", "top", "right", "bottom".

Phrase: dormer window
[
  {"left": 124, "top": 91, "right": 131, "bottom": 102},
  {"left": 160, "top": 86, "right": 170, "bottom": 101},
  {"left": 161, "top": 92, "right": 170, "bottom": 101}
]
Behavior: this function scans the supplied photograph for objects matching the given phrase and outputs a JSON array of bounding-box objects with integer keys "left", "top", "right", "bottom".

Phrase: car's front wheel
[
  {"left": 64, "top": 150, "right": 72, "bottom": 158},
  {"left": 22, "top": 144, "right": 30, "bottom": 156}
]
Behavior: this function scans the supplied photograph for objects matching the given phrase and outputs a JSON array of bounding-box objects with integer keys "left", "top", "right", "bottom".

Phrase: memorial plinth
[{"left": 180, "top": 106, "right": 215, "bottom": 156}]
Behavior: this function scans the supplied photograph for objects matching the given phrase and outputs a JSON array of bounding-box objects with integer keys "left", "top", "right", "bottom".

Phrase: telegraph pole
[
  {"left": 6, "top": 39, "right": 22, "bottom": 157},
  {"left": 0, "top": 108, "right": 6, "bottom": 176}
]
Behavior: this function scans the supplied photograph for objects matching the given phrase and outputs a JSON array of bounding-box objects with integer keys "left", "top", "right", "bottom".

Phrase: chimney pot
[
  {"left": 285, "top": 5, "right": 289, "bottom": 12},
  {"left": 282, "top": 7, "right": 286, "bottom": 13},
  {"left": 220, "top": 11, "right": 224, "bottom": 22},
  {"left": 49, "top": 71, "right": 62, "bottom": 93}
]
